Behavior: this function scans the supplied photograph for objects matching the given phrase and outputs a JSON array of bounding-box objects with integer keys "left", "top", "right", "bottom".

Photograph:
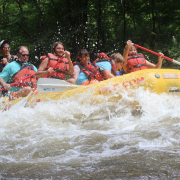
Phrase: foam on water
[{"left": 0, "top": 86, "right": 180, "bottom": 178}]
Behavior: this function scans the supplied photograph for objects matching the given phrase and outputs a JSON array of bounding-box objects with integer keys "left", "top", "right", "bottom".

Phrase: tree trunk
[
  {"left": 121, "top": 0, "right": 126, "bottom": 46},
  {"left": 83, "top": 0, "right": 88, "bottom": 48},
  {"left": 150, "top": 0, "right": 156, "bottom": 48}
]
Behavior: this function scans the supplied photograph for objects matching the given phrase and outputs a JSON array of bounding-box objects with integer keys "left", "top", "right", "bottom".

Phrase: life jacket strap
[
  {"left": 128, "top": 64, "right": 147, "bottom": 72},
  {"left": 54, "top": 69, "right": 66, "bottom": 74},
  {"left": 127, "top": 55, "right": 144, "bottom": 60}
]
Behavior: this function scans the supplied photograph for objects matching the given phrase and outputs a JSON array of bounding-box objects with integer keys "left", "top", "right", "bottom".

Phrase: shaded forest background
[{"left": 0, "top": 0, "right": 180, "bottom": 68}]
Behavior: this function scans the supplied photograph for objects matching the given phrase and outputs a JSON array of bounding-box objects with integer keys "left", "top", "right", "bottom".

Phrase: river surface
[{"left": 0, "top": 86, "right": 180, "bottom": 179}]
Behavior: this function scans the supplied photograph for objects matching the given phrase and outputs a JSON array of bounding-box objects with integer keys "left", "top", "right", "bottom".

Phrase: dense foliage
[{"left": 0, "top": 0, "right": 180, "bottom": 67}]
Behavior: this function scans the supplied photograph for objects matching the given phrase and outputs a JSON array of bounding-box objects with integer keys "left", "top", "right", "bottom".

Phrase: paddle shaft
[
  {"left": 0, "top": 73, "right": 36, "bottom": 92},
  {"left": 43, "top": 55, "right": 64, "bottom": 78},
  {"left": 133, "top": 43, "right": 180, "bottom": 65}
]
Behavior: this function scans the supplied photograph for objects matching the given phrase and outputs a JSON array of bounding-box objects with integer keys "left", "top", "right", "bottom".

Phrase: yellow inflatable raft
[{"left": 1, "top": 69, "right": 180, "bottom": 110}]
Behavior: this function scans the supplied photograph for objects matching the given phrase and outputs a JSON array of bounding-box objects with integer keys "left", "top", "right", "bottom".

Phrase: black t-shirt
[
  {"left": 0, "top": 55, "right": 15, "bottom": 96},
  {"left": 0, "top": 55, "right": 15, "bottom": 73}
]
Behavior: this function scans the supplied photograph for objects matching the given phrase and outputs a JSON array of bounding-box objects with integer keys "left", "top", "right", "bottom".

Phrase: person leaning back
[
  {"left": 123, "top": 40, "right": 164, "bottom": 73},
  {"left": 0, "top": 46, "right": 38, "bottom": 100}
]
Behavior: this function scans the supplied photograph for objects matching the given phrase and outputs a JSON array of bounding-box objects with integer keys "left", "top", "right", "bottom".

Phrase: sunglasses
[
  {"left": 2, "top": 47, "right": 10, "bottom": 50},
  {"left": 21, "top": 54, "right": 29, "bottom": 57}
]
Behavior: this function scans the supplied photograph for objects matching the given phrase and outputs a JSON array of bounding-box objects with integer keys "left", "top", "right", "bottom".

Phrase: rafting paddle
[
  {"left": 37, "top": 78, "right": 81, "bottom": 93},
  {"left": 132, "top": 43, "right": 180, "bottom": 65},
  {"left": 0, "top": 73, "right": 36, "bottom": 92}
]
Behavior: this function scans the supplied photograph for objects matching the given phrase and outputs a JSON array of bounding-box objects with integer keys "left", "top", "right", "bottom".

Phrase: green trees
[{"left": 0, "top": 0, "right": 179, "bottom": 66}]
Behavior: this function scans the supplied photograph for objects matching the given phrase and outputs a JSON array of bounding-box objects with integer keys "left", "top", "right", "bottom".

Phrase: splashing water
[{"left": 0, "top": 86, "right": 180, "bottom": 179}]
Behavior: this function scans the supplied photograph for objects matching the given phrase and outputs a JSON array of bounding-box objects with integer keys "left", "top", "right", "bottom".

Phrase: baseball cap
[{"left": 0, "top": 40, "right": 10, "bottom": 48}]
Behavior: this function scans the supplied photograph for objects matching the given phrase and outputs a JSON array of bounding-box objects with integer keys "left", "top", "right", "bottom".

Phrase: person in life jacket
[
  {"left": 67, "top": 49, "right": 103, "bottom": 85},
  {"left": 0, "top": 46, "right": 38, "bottom": 100},
  {"left": 123, "top": 40, "right": 164, "bottom": 73},
  {"left": 93, "top": 52, "right": 116, "bottom": 79},
  {"left": 110, "top": 53, "right": 126, "bottom": 76},
  {"left": 0, "top": 40, "right": 18, "bottom": 96},
  {"left": 12, "top": 63, "right": 36, "bottom": 88},
  {"left": 0, "top": 40, "right": 18, "bottom": 73},
  {"left": 37, "top": 42, "right": 74, "bottom": 80}
]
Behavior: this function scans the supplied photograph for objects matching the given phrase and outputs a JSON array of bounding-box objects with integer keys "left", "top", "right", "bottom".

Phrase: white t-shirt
[{"left": 73, "top": 65, "right": 81, "bottom": 74}]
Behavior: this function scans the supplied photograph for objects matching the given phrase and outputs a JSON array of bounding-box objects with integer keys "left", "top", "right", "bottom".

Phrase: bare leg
[{"left": 17, "top": 87, "right": 32, "bottom": 97}]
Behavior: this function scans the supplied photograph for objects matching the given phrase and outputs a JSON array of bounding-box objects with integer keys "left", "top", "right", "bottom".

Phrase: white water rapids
[{"left": 0, "top": 86, "right": 180, "bottom": 179}]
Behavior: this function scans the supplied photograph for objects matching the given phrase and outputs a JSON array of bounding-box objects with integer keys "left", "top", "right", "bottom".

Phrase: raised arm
[
  {"left": 146, "top": 52, "right": 164, "bottom": 69},
  {"left": 65, "top": 51, "right": 74, "bottom": 74},
  {"left": 122, "top": 40, "right": 132, "bottom": 73}
]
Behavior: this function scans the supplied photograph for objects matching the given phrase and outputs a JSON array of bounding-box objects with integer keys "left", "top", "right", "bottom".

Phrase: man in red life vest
[{"left": 0, "top": 46, "right": 38, "bottom": 100}]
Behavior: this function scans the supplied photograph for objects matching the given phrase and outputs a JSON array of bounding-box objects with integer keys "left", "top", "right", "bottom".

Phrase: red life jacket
[
  {"left": 12, "top": 63, "right": 36, "bottom": 88},
  {"left": 93, "top": 52, "right": 116, "bottom": 77},
  {"left": 41, "top": 53, "right": 69, "bottom": 80},
  {"left": 73, "top": 61, "right": 104, "bottom": 83},
  {"left": 82, "top": 62, "right": 104, "bottom": 83},
  {"left": 127, "top": 53, "right": 148, "bottom": 73}
]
